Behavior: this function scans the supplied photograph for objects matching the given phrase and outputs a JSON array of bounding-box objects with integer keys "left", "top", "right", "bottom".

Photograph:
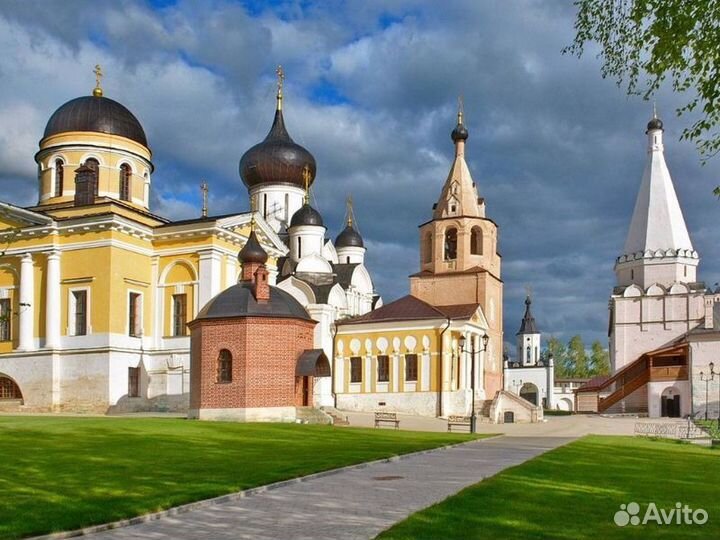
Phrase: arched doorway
[
  {"left": 661, "top": 387, "right": 681, "bottom": 418},
  {"left": 558, "top": 397, "right": 573, "bottom": 412},
  {"left": 0, "top": 375, "right": 23, "bottom": 402},
  {"left": 519, "top": 382, "right": 539, "bottom": 406}
]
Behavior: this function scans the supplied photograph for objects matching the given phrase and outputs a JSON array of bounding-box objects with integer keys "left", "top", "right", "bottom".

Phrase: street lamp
[
  {"left": 710, "top": 362, "right": 719, "bottom": 429},
  {"left": 700, "top": 366, "right": 715, "bottom": 421},
  {"left": 459, "top": 333, "right": 490, "bottom": 433}
]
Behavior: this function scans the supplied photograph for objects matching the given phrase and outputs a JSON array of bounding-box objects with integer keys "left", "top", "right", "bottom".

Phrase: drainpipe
[
  {"left": 438, "top": 317, "right": 451, "bottom": 417},
  {"left": 331, "top": 321, "right": 338, "bottom": 409}
]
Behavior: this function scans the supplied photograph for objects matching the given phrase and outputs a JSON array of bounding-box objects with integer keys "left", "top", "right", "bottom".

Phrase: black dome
[
  {"left": 240, "top": 108, "right": 316, "bottom": 189},
  {"left": 43, "top": 95, "right": 148, "bottom": 147},
  {"left": 290, "top": 203, "right": 324, "bottom": 227},
  {"left": 451, "top": 122, "right": 469, "bottom": 142},
  {"left": 238, "top": 230, "right": 268, "bottom": 264},
  {"left": 335, "top": 224, "right": 364, "bottom": 248},
  {"left": 647, "top": 116, "right": 664, "bottom": 132},
  {"left": 196, "top": 282, "right": 312, "bottom": 321}
]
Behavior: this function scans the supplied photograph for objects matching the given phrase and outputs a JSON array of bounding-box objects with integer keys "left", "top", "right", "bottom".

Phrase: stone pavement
[{"left": 64, "top": 415, "right": 669, "bottom": 540}]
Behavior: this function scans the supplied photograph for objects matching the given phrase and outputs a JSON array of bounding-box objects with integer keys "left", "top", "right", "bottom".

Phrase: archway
[
  {"left": 661, "top": 386, "right": 681, "bottom": 418},
  {"left": 558, "top": 397, "right": 573, "bottom": 412},
  {"left": 519, "top": 382, "right": 539, "bottom": 406}
]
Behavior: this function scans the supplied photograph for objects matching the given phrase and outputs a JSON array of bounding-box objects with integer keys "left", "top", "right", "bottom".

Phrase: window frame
[
  {"left": 377, "top": 355, "right": 389, "bottom": 383},
  {"left": 54, "top": 158, "right": 64, "bottom": 198},
  {"left": 0, "top": 297, "right": 11, "bottom": 342},
  {"left": 405, "top": 353, "right": 418, "bottom": 382},
  {"left": 350, "top": 356, "right": 362, "bottom": 383},
  {"left": 128, "top": 366, "right": 140, "bottom": 397},
  {"left": 68, "top": 287, "right": 90, "bottom": 336},
  {"left": 128, "top": 291, "right": 142, "bottom": 337},
  {"left": 217, "top": 349, "right": 233, "bottom": 383},
  {"left": 172, "top": 293, "right": 188, "bottom": 337},
  {"left": 119, "top": 163, "right": 132, "bottom": 202}
]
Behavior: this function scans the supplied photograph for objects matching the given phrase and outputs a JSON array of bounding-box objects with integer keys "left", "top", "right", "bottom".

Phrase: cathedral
[
  {"left": 577, "top": 111, "right": 719, "bottom": 419},
  {"left": 0, "top": 67, "right": 378, "bottom": 413}
]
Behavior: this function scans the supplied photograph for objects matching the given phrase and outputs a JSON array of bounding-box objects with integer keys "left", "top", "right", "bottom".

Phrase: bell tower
[{"left": 410, "top": 105, "right": 504, "bottom": 395}]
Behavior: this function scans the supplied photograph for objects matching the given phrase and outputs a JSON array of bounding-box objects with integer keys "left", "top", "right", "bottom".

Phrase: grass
[
  {"left": 0, "top": 416, "right": 482, "bottom": 539},
  {"left": 378, "top": 435, "right": 720, "bottom": 540}
]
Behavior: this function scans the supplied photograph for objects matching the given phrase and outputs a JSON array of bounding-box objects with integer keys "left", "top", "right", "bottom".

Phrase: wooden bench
[
  {"left": 374, "top": 412, "right": 400, "bottom": 429},
  {"left": 447, "top": 415, "right": 471, "bottom": 432}
]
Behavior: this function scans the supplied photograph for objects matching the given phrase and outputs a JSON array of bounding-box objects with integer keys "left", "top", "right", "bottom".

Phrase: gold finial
[
  {"left": 302, "top": 164, "right": 311, "bottom": 204},
  {"left": 345, "top": 195, "right": 354, "bottom": 227},
  {"left": 276, "top": 65, "right": 285, "bottom": 111},
  {"left": 200, "top": 181, "right": 209, "bottom": 218},
  {"left": 93, "top": 64, "right": 103, "bottom": 97},
  {"left": 249, "top": 194, "right": 257, "bottom": 230},
  {"left": 652, "top": 100, "right": 657, "bottom": 119},
  {"left": 457, "top": 95, "right": 464, "bottom": 124}
]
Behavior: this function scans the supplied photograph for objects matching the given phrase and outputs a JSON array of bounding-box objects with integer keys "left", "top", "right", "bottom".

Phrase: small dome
[
  {"left": 451, "top": 122, "right": 469, "bottom": 142},
  {"left": 43, "top": 95, "right": 148, "bottom": 147},
  {"left": 290, "top": 203, "right": 324, "bottom": 228},
  {"left": 335, "top": 224, "right": 364, "bottom": 249},
  {"left": 196, "top": 282, "right": 312, "bottom": 321},
  {"left": 647, "top": 116, "right": 663, "bottom": 132},
  {"left": 238, "top": 230, "right": 268, "bottom": 265},
  {"left": 240, "top": 107, "right": 316, "bottom": 189}
]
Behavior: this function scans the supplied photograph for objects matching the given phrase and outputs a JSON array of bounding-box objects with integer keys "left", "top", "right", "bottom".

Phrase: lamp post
[
  {"left": 459, "top": 333, "right": 490, "bottom": 433},
  {"left": 700, "top": 366, "right": 714, "bottom": 421},
  {"left": 710, "top": 362, "right": 719, "bottom": 429}
]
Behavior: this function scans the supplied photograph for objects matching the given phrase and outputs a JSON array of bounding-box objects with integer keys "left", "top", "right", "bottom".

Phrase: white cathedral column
[
  {"left": 198, "top": 249, "right": 222, "bottom": 310},
  {"left": 306, "top": 304, "right": 335, "bottom": 407},
  {"left": 45, "top": 250, "right": 61, "bottom": 349},
  {"left": 17, "top": 253, "right": 34, "bottom": 351},
  {"left": 224, "top": 253, "right": 237, "bottom": 290}
]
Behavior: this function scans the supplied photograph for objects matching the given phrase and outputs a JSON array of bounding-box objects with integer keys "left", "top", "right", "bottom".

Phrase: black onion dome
[
  {"left": 647, "top": 116, "right": 664, "bottom": 132},
  {"left": 43, "top": 95, "right": 148, "bottom": 147},
  {"left": 451, "top": 121, "right": 469, "bottom": 142},
  {"left": 290, "top": 203, "right": 324, "bottom": 227},
  {"left": 240, "top": 108, "right": 316, "bottom": 189},
  {"left": 335, "top": 224, "right": 364, "bottom": 248},
  {"left": 196, "top": 282, "right": 312, "bottom": 321},
  {"left": 238, "top": 230, "right": 268, "bottom": 264}
]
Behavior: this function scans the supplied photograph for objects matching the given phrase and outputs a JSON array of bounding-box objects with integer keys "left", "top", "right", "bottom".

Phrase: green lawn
[
  {"left": 379, "top": 436, "right": 719, "bottom": 540},
  {"left": 0, "top": 416, "right": 480, "bottom": 539}
]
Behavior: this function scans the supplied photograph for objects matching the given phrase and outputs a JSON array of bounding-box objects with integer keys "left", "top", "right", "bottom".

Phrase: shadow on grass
[
  {"left": 378, "top": 435, "right": 720, "bottom": 540},
  {"left": 0, "top": 416, "right": 479, "bottom": 540}
]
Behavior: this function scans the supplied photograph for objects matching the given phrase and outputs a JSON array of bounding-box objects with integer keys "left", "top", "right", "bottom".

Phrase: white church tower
[
  {"left": 615, "top": 109, "right": 699, "bottom": 289},
  {"left": 517, "top": 296, "right": 541, "bottom": 367}
]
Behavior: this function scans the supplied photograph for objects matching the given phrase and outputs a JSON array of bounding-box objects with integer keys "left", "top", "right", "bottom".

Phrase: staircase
[
  {"left": 475, "top": 399, "right": 494, "bottom": 423},
  {"left": 319, "top": 406, "right": 350, "bottom": 426},
  {"left": 598, "top": 357, "right": 651, "bottom": 412},
  {"left": 296, "top": 407, "right": 333, "bottom": 425}
]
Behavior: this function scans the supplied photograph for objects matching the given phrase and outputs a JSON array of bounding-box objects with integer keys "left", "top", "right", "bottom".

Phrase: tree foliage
[
  {"left": 565, "top": 0, "right": 720, "bottom": 162},
  {"left": 545, "top": 336, "right": 610, "bottom": 378},
  {"left": 589, "top": 340, "right": 611, "bottom": 375}
]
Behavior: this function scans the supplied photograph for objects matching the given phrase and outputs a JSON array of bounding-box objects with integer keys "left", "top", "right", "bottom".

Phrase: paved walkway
[
  {"left": 67, "top": 415, "right": 677, "bottom": 540},
  {"left": 84, "top": 435, "right": 572, "bottom": 540}
]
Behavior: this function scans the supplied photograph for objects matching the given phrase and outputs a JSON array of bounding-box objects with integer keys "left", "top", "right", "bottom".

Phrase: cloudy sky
[{"left": 0, "top": 0, "right": 718, "bottom": 354}]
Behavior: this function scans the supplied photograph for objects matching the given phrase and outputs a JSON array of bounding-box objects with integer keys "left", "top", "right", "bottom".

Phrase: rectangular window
[
  {"left": 377, "top": 355, "right": 389, "bottom": 382},
  {"left": 128, "top": 292, "right": 141, "bottom": 337},
  {"left": 172, "top": 294, "right": 187, "bottom": 337},
  {"left": 73, "top": 290, "right": 87, "bottom": 336},
  {"left": 0, "top": 298, "right": 10, "bottom": 341},
  {"left": 128, "top": 367, "right": 139, "bottom": 397},
  {"left": 350, "top": 356, "right": 362, "bottom": 383},
  {"left": 405, "top": 354, "right": 418, "bottom": 382}
]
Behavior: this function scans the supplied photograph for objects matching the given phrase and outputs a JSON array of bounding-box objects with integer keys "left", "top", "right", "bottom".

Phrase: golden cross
[
  {"left": 302, "top": 164, "right": 311, "bottom": 204},
  {"left": 200, "top": 181, "right": 208, "bottom": 218},
  {"left": 346, "top": 195, "right": 353, "bottom": 227},
  {"left": 93, "top": 64, "right": 103, "bottom": 96},
  {"left": 276, "top": 65, "right": 285, "bottom": 109}
]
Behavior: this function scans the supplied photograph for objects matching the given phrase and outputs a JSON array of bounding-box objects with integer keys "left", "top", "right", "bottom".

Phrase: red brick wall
[{"left": 189, "top": 317, "right": 315, "bottom": 411}]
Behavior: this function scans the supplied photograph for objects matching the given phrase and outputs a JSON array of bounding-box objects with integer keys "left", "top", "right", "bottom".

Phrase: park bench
[
  {"left": 374, "top": 411, "right": 400, "bottom": 429},
  {"left": 447, "top": 415, "right": 471, "bottom": 432}
]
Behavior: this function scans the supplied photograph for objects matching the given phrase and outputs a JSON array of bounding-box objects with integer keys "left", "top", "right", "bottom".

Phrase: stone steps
[
  {"left": 320, "top": 406, "right": 350, "bottom": 426},
  {"left": 296, "top": 407, "right": 333, "bottom": 425}
]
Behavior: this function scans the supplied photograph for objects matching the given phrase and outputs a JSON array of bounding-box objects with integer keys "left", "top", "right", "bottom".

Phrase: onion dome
[
  {"left": 646, "top": 116, "right": 663, "bottom": 132},
  {"left": 335, "top": 223, "right": 364, "bottom": 249},
  {"left": 290, "top": 203, "right": 324, "bottom": 227},
  {"left": 195, "top": 282, "right": 312, "bottom": 321},
  {"left": 238, "top": 230, "right": 268, "bottom": 265},
  {"left": 517, "top": 296, "right": 539, "bottom": 335},
  {"left": 239, "top": 106, "right": 316, "bottom": 189},
  {"left": 451, "top": 110, "right": 469, "bottom": 142},
  {"left": 43, "top": 95, "right": 148, "bottom": 147}
]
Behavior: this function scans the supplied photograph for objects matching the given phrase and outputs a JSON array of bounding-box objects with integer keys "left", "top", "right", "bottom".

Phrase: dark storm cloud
[{"left": 0, "top": 0, "right": 718, "bottom": 355}]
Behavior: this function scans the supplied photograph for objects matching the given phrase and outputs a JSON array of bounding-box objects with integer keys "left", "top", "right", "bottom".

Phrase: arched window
[
  {"left": 85, "top": 158, "right": 100, "bottom": 196},
  {"left": 471, "top": 227, "right": 483, "bottom": 255},
  {"left": 217, "top": 349, "right": 232, "bottom": 383},
  {"left": 444, "top": 228, "right": 457, "bottom": 261},
  {"left": 424, "top": 233, "right": 432, "bottom": 263},
  {"left": 0, "top": 376, "right": 22, "bottom": 400},
  {"left": 526, "top": 347, "right": 531, "bottom": 363},
  {"left": 74, "top": 159, "right": 99, "bottom": 205},
  {"left": 119, "top": 163, "right": 131, "bottom": 201},
  {"left": 54, "top": 159, "right": 64, "bottom": 197}
]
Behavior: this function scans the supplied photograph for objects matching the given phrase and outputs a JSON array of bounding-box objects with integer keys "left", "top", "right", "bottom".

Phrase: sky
[{"left": 0, "top": 0, "right": 718, "bottom": 355}]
